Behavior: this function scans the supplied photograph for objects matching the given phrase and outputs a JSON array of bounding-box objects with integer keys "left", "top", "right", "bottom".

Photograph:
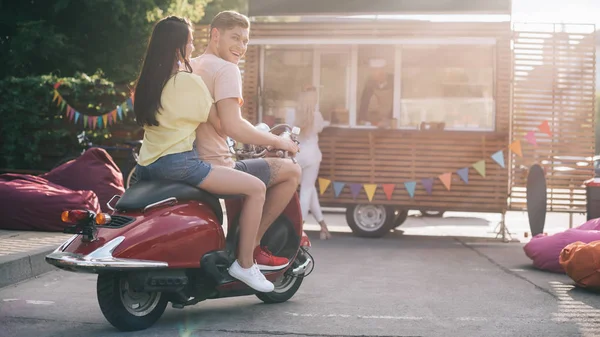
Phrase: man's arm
[{"left": 217, "top": 98, "right": 282, "bottom": 147}]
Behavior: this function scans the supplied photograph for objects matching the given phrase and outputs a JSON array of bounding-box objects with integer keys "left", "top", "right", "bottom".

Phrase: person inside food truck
[{"left": 357, "top": 58, "right": 394, "bottom": 127}]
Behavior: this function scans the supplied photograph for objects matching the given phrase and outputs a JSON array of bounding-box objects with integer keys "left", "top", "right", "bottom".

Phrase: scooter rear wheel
[
  {"left": 97, "top": 272, "right": 168, "bottom": 331},
  {"left": 256, "top": 272, "right": 303, "bottom": 304}
]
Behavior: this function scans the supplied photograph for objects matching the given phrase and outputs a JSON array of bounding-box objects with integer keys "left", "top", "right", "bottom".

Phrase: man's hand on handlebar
[{"left": 276, "top": 137, "right": 299, "bottom": 155}]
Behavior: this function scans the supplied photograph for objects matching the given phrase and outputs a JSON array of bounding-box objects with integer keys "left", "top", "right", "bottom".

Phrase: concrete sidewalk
[{"left": 0, "top": 230, "right": 71, "bottom": 289}]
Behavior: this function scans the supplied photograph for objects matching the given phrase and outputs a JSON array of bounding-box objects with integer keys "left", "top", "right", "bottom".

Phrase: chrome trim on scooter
[
  {"left": 143, "top": 197, "right": 177, "bottom": 213},
  {"left": 291, "top": 256, "right": 312, "bottom": 276},
  {"left": 106, "top": 195, "right": 121, "bottom": 211},
  {"left": 46, "top": 236, "right": 169, "bottom": 272}
]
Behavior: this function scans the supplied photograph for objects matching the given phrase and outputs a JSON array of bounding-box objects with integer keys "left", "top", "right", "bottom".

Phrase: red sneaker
[{"left": 254, "top": 246, "right": 289, "bottom": 271}]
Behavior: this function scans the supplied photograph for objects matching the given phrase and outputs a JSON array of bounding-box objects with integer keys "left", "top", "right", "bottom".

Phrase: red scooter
[{"left": 46, "top": 125, "right": 314, "bottom": 332}]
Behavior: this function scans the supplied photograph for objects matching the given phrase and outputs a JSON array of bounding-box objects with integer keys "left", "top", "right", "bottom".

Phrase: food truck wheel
[
  {"left": 346, "top": 204, "right": 395, "bottom": 238},
  {"left": 394, "top": 209, "right": 409, "bottom": 228}
]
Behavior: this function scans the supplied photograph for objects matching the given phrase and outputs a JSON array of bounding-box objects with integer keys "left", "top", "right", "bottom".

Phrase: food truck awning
[{"left": 247, "top": 0, "right": 512, "bottom": 17}]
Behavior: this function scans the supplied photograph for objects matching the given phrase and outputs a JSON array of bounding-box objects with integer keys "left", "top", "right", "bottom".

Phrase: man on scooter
[{"left": 191, "top": 11, "right": 302, "bottom": 271}]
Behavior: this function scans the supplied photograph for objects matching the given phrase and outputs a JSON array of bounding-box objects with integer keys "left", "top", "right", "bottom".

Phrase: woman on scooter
[{"left": 133, "top": 15, "right": 280, "bottom": 293}]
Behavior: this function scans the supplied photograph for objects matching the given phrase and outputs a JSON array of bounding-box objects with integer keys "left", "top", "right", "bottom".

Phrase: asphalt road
[{"left": 2, "top": 228, "right": 600, "bottom": 337}]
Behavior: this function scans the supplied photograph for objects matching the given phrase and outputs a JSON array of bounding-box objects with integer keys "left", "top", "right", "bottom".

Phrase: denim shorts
[{"left": 136, "top": 145, "right": 212, "bottom": 187}]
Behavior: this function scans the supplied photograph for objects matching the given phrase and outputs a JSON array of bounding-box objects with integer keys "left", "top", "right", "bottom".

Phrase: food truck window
[
  {"left": 399, "top": 44, "right": 495, "bottom": 131},
  {"left": 262, "top": 46, "right": 313, "bottom": 125},
  {"left": 356, "top": 45, "right": 396, "bottom": 128}
]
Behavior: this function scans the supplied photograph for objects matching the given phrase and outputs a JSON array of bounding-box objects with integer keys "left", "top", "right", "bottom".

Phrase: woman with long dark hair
[{"left": 133, "top": 16, "right": 274, "bottom": 293}]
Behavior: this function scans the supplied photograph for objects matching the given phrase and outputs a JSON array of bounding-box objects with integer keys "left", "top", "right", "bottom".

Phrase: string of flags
[
  {"left": 51, "top": 81, "right": 134, "bottom": 129},
  {"left": 317, "top": 120, "right": 553, "bottom": 201}
]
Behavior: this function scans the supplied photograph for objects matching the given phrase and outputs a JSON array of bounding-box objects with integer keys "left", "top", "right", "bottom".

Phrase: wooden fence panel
[{"left": 509, "top": 23, "right": 597, "bottom": 212}]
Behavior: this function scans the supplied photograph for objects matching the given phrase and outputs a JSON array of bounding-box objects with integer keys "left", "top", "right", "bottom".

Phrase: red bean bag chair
[
  {"left": 0, "top": 173, "right": 100, "bottom": 231},
  {"left": 41, "top": 147, "right": 124, "bottom": 212},
  {"left": 560, "top": 240, "right": 600, "bottom": 290},
  {"left": 524, "top": 228, "right": 600, "bottom": 273}
]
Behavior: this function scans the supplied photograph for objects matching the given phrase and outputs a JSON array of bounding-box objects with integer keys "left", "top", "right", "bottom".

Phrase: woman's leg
[
  {"left": 198, "top": 166, "right": 266, "bottom": 268},
  {"left": 299, "top": 162, "right": 319, "bottom": 222},
  {"left": 306, "top": 164, "right": 331, "bottom": 239}
]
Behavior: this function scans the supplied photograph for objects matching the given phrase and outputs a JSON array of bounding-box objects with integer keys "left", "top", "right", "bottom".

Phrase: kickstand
[{"left": 490, "top": 212, "right": 513, "bottom": 243}]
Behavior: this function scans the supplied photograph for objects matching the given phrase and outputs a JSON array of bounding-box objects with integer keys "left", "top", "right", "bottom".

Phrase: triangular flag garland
[
  {"left": 314, "top": 120, "right": 553, "bottom": 201},
  {"left": 52, "top": 82, "right": 133, "bottom": 129}
]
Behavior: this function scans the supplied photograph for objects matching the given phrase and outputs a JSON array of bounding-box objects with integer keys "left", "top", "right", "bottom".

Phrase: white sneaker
[{"left": 228, "top": 260, "right": 275, "bottom": 293}]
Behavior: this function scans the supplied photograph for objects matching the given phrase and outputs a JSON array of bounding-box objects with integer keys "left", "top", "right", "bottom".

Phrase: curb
[{"left": 0, "top": 247, "right": 56, "bottom": 289}]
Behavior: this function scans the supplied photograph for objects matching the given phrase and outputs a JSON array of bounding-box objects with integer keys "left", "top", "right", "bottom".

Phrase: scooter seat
[{"left": 115, "top": 180, "right": 223, "bottom": 223}]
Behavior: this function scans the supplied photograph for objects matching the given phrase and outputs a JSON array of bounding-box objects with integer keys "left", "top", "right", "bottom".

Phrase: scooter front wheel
[
  {"left": 256, "top": 271, "right": 304, "bottom": 304},
  {"left": 97, "top": 272, "right": 168, "bottom": 331}
]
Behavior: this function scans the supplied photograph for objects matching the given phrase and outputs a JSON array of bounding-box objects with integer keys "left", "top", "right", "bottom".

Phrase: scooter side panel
[{"left": 63, "top": 202, "right": 225, "bottom": 268}]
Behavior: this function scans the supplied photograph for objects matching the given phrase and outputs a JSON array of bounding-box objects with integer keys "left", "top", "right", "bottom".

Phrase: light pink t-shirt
[{"left": 190, "top": 54, "right": 244, "bottom": 168}]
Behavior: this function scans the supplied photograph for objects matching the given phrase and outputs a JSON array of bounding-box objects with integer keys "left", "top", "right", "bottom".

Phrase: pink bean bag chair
[
  {"left": 524, "top": 224, "right": 600, "bottom": 273},
  {"left": 41, "top": 147, "right": 124, "bottom": 212},
  {"left": 0, "top": 173, "right": 100, "bottom": 232}
]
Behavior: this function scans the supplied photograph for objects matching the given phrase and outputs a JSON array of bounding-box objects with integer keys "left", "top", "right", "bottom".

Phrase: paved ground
[{"left": 2, "top": 220, "right": 600, "bottom": 337}]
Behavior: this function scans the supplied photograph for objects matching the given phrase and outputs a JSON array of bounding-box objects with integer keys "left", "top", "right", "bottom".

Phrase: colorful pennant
[
  {"left": 509, "top": 140, "right": 523, "bottom": 157},
  {"left": 404, "top": 181, "right": 416, "bottom": 198},
  {"left": 382, "top": 184, "right": 395, "bottom": 200},
  {"left": 525, "top": 131, "right": 537, "bottom": 147},
  {"left": 363, "top": 184, "right": 377, "bottom": 202},
  {"left": 350, "top": 183, "right": 362, "bottom": 199},
  {"left": 421, "top": 178, "right": 434, "bottom": 194},
  {"left": 491, "top": 150, "right": 505, "bottom": 168},
  {"left": 318, "top": 178, "right": 331, "bottom": 195},
  {"left": 473, "top": 160, "right": 486, "bottom": 177},
  {"left": 333, "top": 182, "right": 345, "bottom": 198},
  {"left": 457, "top": 167, "right": 469, "bottom": 184},
  {"left": 439, "top": 173, "right": 452, "bottom": 191}
]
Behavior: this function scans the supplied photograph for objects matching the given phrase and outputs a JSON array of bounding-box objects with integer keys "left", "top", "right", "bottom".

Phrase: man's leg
[{"left": 256, "top": 157, "right": 301, "bottom": 244}]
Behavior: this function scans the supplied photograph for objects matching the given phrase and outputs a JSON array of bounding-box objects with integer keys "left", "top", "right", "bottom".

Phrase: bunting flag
[
  {"left": 404, "top": 181, "right": 416, "bottom": 198},
  {"left": 473, "top": 160, "right": 486, "bottom": 177},
  {"left": 509, "top": 140, "right": 523, "bottom": 158},
  {"left": 491, "top": 150, "right": 505, "bottom": 168},
  {"left": 538, "top": 120, "right": 552, "bottom": 137},
  {"left": 318, "top": 178, "right": 331, "bottom": 195},
  {"left": 382, "top": 184, "right": 395, "bottom": 200},
  {"left": 525, "top": 130, "right": 537, "bottom": 147},
  {"left": 439, "top": 173, "right": 452, "bottom": 191},
  {"left": 350, "top": 183, "right": 362, "bottom": 199},
  {"left": 333, "top": 182, "right": 345, "bottom": 198},
  {"left": 457, "top": 167, "right": 469, "bottom": 184},
  {"left": 421, "top": 178, "right": 434, "bottom": 194},
  {"left": 363, "top": 184, "right": 377, "bottom": 202},
  {"left": 51, "top": 82, "right": 132, "bottom": 129},
  {"left": 314, "top": 119, "right": 552, "bottom": 201}
]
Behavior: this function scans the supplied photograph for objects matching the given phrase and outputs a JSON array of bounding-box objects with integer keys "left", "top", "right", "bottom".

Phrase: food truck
[{"left": 194, "top": 0, "right": 597, "bottom": 238}]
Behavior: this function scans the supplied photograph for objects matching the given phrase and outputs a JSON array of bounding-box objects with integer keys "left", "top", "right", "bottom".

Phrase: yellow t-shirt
[{"left": 137, "top": 72, "right": 212, "bottom": 166}]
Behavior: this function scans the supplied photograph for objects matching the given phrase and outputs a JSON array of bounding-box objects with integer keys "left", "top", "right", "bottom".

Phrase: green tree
[{"left": 0, "top": 0, "right": 213, "bottom": 82}]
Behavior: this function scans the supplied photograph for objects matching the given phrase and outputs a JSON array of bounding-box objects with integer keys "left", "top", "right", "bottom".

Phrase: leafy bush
[{"left": 0, "top": 71, "right": 139, "bottom": 171}]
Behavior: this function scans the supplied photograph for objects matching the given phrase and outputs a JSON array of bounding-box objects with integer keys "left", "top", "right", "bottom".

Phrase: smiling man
[{"left": 190, "top": 11, "right": 301, "bottom": 271}]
